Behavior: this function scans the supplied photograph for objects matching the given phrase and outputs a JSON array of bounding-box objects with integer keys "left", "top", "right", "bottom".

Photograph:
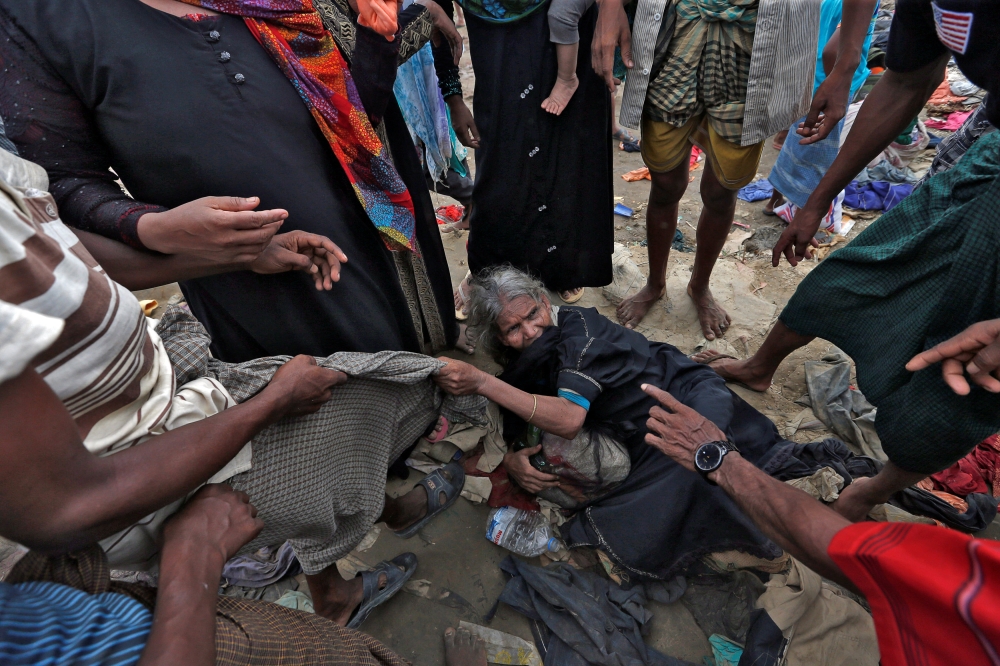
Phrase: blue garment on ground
[
  {"left": 736, "top": 179, "right": 773, "bottom": 202},
  {"left": 854, "top": 160, "right": 919, "bottom": 185},
  {"left": 393, "top": 43, "right": 459, "bottom": 181},
  {"left": 767, "top": 0, "right": 877, "bottom": 208},
  {"left": 708, "top": 634, "right": 744, "bottom": 666},
  {"left": 222, "top": 541, "right": 301, "bottom": 588},
  {"left": 843, "top": 180, "right": 913, "bottom": 211},
  {"left": 0, "top": 581, "right": 151, "bottom": 665}
]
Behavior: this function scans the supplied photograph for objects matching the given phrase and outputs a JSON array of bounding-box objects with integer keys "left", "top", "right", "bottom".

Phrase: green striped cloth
[
  {"left": 781, "top": 132, "right": 1000, "bottom": 474},
  {"left": 644, "top": 0, "right": 757, "bottom": 143}
]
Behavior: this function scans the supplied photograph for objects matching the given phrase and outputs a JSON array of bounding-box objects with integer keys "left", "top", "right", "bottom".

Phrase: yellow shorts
[{"left": 641, "top": 114, "right": 764, "bottom": 190}]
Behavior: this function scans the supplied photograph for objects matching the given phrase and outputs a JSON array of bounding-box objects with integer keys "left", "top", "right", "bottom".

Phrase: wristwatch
[{"left": 694, "top": 440, "right": 738, "bottom": 485}]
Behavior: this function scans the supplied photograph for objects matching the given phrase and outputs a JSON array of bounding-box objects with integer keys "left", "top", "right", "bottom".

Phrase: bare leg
[
  {"left": 691, "top": 320, "right": 814, "bottom": 391},
  {"left": 833, "top": 462, "right": 928, "bottom": 522},
  {"left": 444, "top": 627, "right": 488, "bottom": 666},
  {"left": 616, "top": 156, "right": 691, "bottom": 328},
  {"left": 772, "top": 128, "right": 789, "bottom": 151},
  {"left": 454, "top": 272, "right": 471, "bottom": 312},
  {"left": 687, "top": 163, "right": 737, "bottom": 340},
  {"left": 764, "top": 189, "right": 784, "bottom": 215},
  {"left": 541, "top": 42, "right": 580, "bottom": 116},
  {"left": 307, "top": 487, "right": 431, "bottom": 624}
]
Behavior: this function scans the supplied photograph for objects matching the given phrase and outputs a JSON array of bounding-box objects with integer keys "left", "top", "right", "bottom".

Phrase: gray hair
[{"left": 466, "top": 265, "right": 547, "bottom": 361}]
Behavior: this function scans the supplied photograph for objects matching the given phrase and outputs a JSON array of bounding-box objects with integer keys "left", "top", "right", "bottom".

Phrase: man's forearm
[
  {"left": 59, "top": 391, "right": 289, "bottom": 548},
  {"left": 713, "top": 454, "right": 855, "bottom": 588},
  {"left": 807, "top": 55, "right": 948, "bottom": 211},
  {"left": 833, "top": 0, "right": 879, "bottom": 76},
  {"left": 137, "top": 540, "right": 221, "bottom": 666},
  {"left": 76, "top": 229, "right": 245, "bottom": 290}
]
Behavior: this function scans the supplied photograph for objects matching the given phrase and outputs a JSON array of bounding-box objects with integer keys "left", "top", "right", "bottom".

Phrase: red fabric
[
  {"left": 463, "top": 449, "right": 539, "bottom": 512},
  {"left": 689, "top": 145, "right": 703, "bottom": 168},
  {"left": 931, "top": 434, "right": 1000, "bottom": 498},
  {"left": 435, "top": 204, "right": 464, "bottom": 224},
  {"left": 829, "top": 522, "right": 1000, "bottom": 666}
]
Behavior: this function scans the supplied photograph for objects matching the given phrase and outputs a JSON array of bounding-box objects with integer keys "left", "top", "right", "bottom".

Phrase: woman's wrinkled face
[{"left": 496, "top": 295, "right": 552, "bottom": 351}]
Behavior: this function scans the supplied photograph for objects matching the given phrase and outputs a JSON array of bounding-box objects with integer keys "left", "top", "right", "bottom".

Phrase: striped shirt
[
  {"left": 0, "top": 581, "right": 151, "bottom": 665},
  {"left": 619, "top": 0, "right": 820, "bottom": 146},
  {"left": 0, "top": 149, "right": 249, "bottom": 568}
]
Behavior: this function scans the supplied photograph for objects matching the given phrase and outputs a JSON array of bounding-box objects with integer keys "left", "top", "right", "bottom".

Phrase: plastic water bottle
[{"left": 486, "top": 506, "right": 560, "bottom": 557}]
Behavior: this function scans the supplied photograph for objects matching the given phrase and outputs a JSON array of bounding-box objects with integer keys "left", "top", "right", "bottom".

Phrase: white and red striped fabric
[{"left": 932, "top": 2, "right": 974, "bottom": 55}]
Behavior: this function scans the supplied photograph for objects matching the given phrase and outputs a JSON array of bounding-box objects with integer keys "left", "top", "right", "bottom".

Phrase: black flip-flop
[
  {"left": 346, "top": 552, "right": 417, "bottom": 629},
  {"left": 393, "top": 461, "right": 465, "bottom": 539}
]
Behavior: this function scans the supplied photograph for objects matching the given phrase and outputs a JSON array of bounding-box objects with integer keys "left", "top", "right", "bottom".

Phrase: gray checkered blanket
[{"left": 156, "top": 306, "right": 486, "bottom": 574}]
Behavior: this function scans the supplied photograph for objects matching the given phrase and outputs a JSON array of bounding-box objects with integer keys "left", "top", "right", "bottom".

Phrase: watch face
[{"left": 695, "top": 443, "right": 724, "bottom": 472}]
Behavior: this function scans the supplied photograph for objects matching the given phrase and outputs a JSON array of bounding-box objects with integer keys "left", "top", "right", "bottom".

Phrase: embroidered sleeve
[
  {"left": 429, "top": 0, "right": 462, "bottom": 98},
  {"left": 397, "top": 5, "right": 433, "bottom": 64},
  {"left": 0, "top": 8, "right": 165, "bottom": 249}
]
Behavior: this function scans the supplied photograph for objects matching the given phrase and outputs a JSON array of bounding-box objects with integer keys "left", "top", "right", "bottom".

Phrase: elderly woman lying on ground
[{"left": 434, "top": 266, "right": 790, "bottom": 579}]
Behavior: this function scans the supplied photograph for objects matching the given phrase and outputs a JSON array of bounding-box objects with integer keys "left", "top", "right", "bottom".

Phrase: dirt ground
[{"left": 120, "top": 27, "right": 991, "bottom": 666}]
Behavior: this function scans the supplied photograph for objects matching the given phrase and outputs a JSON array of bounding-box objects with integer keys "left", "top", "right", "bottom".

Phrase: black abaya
[
  {"left": 0, "top": 0, "right": 455, "bottom": 362},
  {"left": 465, "top": 7, "right": 614, "bottom": 292},
  {"left": 500, "top": 307, "right": 784, "bottom": 579}
]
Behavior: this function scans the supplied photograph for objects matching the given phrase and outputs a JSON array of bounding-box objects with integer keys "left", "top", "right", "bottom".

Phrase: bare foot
[
  {"left": 687, "top": 284, "right": 731, "bottom": 340},
  {"left": 454, "top": 272, "right": 471, "bottom": 316},
  {"left": 616, "top": 283, "right": 666, "bottom": 329},
  {"left": 444, "top": 627, "right": 488, "bottom": 666},
  {"left": 456, "top": 322, "right": 476, "bottom": 355},
  {"left": 690, "top": 349, "right": 773, "bottom": 392},
  {"left": 426, "top": 415, "right": 450, "bottom": 443},
  {"left": 541, "top": 74, "right": 579, "bottom": 116},
  {"left": 559, "top": 287, "right": 585, "bottom": 304},
  {"left": 307, "top": 566, "right": 383, "bottom": 626},
  {"left": 832, "top": 477, "right": 878, "bottom": 522},
  {"left": 763, "top": 191, "right": 784, "bottom": 215},
  {"left": 383, "top": 485, "right": 430, "bottom": 532},
  {"left": 382, "top": 467, "right": 456, "bottom": 532}
]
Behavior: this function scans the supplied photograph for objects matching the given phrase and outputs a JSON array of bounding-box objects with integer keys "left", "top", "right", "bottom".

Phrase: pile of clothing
[{"left": 924, "top": 434, "right": 1000, "bottom": 508}]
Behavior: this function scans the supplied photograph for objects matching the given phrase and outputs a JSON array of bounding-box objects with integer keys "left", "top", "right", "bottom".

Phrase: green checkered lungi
[{"left": 780, "top": 132, "right": 1000, "bottom": 474}]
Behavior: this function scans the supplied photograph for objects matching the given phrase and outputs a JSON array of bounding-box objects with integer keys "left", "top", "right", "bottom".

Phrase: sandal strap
[{"left": 419, "top": 463, "right": 461, "bottom": 513}]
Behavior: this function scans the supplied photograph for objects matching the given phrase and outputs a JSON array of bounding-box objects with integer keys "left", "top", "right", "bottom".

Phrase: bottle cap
[{"left": 547, "top": 537, "right": 560, "bottom": 552}]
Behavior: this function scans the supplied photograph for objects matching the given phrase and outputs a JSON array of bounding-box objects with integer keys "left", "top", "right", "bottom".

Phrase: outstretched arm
[
  {"left": 773, "top": 53, "right": 948, "bottom": 267},
  {"left": 76, "top": 227, "right": 347, "bottom": 291},
  {"left": 434, "top": 358, "right": 586, "bottom": 439},
  {"left": 797, "top": 0, "right": 880, "bottom": 144},
  {"left": 0, "top": 358, "right": 344, "bottom": 553},
  {"left": 641, "top": 384, "right": 855, "bottom": 588}
]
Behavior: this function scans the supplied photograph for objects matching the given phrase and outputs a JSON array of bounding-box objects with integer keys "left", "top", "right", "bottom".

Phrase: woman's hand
[
  {"left": 907, "top": 319, "right": 1000, "bottom": 395},
  {"left": 503, "top": 445, "right": 561, "bottom": 493},
  {"left": 433, "top": 357, "right": 487, "bottom": 395},
  {"left": 250, "top": 231, "right": 348, "bottom": 290},
  {"left": 447, "top": 96, "right": 480, "bottom": 149},
  {"left": 416, "top": 0, "right": 463, "bottom": 65},
  {"left": 262, "top": 355, "right": 348, "bottom": 418},
  {"left": 137, "top": 196, "right": 288, "bottom": 265}
]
